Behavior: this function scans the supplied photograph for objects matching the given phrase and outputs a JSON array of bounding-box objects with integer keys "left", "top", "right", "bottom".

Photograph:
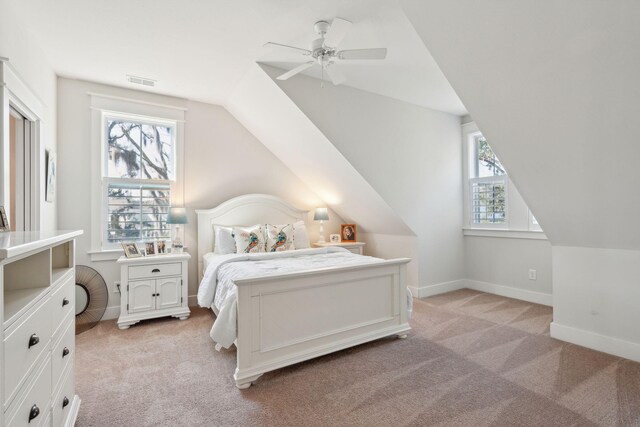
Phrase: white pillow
[
  {"left": 213, "top": 225, "right": 236, "bottom": 255},
  {"left": 293, "top": 220, "right": 310, "bottom": 249},
  {"left": 265, "top": 224, "right": 295, "bottom": 252},
  {"left": 232, "top": 225, "right": 266, "bottom": 254}
]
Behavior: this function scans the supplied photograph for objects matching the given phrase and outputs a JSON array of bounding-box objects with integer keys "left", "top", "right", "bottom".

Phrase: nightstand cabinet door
[
  {"left": 129, "top": 280, "right": 155, "bottom": 313},
  {"left": 157, "top": 277, "right": 181, "bottom": 310}
]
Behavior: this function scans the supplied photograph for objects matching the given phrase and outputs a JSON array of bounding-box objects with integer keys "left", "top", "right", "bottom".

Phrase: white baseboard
[
  {"left": 550, "top": 322, "right": 640, "bottom": 363},
  {"left": 465, "top": 279, "right": 552, "bottom": 306},
  {"left": 188, "top": 294, "right": 198, "bottom": 307},
  {"left": 409, "top": 280, "right": 466, "bottom": 299},
  {"left": 103, "top": 305, "right": 120, "bottom": 320}
]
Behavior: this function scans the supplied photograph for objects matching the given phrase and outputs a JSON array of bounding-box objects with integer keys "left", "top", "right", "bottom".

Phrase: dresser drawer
[
  {"left": 52, "top": 364, "right": 74, "bottom": 427},
  {"left": 52, "top": 318, "right": 74, "bottom": 391},
  {"left": 4, "top": 296, "right": 52, "bottom": 408},
  {"left": 5, "top": 357, "right": 52, "bottom": 427},
  {"left": 51, "top": 274, "right": 75, "bottom": 338},
  {"left": 129, "top": 262, "right": 181, "bottom": 279}
]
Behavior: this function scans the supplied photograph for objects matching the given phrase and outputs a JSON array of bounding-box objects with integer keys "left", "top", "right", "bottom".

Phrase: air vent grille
[{"left": 126, "top": 75, "right": 156, "bottom": 87}]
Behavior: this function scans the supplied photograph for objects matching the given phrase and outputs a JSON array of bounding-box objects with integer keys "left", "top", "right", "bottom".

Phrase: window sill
[
  {"left": 88, "top": 246, "right": 189, "bottom": 262},
  {"left": 463, "top": 228, "right": 547, "bottom": 240}
]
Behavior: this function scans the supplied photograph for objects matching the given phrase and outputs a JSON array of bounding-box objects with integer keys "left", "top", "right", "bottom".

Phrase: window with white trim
[
  {"left": 103, "top": 115, "right": 175, "bottom": 247},
  {"left": 463, "top": 121, "right": 543, "bottom": 234}
]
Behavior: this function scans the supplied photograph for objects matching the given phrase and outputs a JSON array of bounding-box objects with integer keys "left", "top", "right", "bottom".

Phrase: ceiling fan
[{"left": 263, "top": 18, "right": 387, "bottom": 86}]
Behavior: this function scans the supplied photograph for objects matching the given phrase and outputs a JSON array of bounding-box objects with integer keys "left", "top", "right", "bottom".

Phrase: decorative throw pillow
[
  {"left": 266, "top": 224, "right": 295, "bottom": 252},
  {"left": 293, "top": 220, "right": 310, "bottom": 249},
  {"left": 232, "top": 225, "right": 266, "bottom": 254},
  {"left": 213, "top": 225, "right": 236, "bottom": 254}
]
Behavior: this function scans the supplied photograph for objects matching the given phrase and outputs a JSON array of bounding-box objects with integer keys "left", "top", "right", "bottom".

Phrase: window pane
[
  {"left": 471, "top": 180, "right": 506, "bottom": 224},
  {"left": 476, "top": 136, "right": 505, "bottom": 178},
  {"left": 106, "top": 119, "right": 174, "bottom": 180},
  {"left": 140, "top": 124, "right": 173, "bottom": 180},
  {"left": 106, "top": 183, "right": 171, "bottom": 243}
]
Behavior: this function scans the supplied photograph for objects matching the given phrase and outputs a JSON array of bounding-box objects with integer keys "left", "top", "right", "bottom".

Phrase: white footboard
[{"left": 232, "top": 258, "right": 411, "bottom": 388}]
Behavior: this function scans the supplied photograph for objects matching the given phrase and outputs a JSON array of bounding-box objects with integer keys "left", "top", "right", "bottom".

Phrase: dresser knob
[
  {"left": 28, "top": 404, "right": 40, "bottom": 422},
  {"left": 62, "top": 396, "right": 69, "bottom": 408},
  {"left": 63, "top": 347, "right": 70, "bottom": 357},
  {"left": 28, "top": 334, "right": 40, "bottom": 348},
  {"left": 62, "top": 297, "right": 70, "bottom": 306},
  {"left": 151, "top": 268, "right": 160, "bottom": 273}
]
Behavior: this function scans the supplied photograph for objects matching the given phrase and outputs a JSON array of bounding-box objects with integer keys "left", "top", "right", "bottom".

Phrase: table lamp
[
  {"left": 167, "top": 207, "right": 187, "bottom": 253},
  {"left": 314, "top": 207, "right": 329, "bottom": 243}
]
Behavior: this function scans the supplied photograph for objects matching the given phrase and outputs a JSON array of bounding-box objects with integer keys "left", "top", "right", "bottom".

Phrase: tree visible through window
[
  {"left": 470, "top": 136, "right": 506, "bottom": 225},
  {"left": 104, "top": 117, "right": 175, "bottom": 245}
]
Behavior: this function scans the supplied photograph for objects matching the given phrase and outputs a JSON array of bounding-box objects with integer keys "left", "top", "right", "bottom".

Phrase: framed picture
[
  {"left": 340, "top": 224, "right": 356, "bottom": 242},
  {"left": 0, "top": 206, "right": 9, "bottom": 231},
  {"left": 144, "top": 241, "right": 156, "bottom": 256},
  {"left": 330, "top": 234, "right": 340, "bottom": 243},
  {"left": 156, "top": 240, "right": 167, "bottom": 254},
  {"left": 45, "top": 150, "right": 56, "bottom": 203},
  {"left": 121, "top": 242, "right": 142, "bottom": 258}
]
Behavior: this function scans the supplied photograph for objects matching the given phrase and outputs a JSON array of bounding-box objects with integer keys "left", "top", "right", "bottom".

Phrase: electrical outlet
[{"left": 528, "top": 269, "right": 537, "bottom": 280}]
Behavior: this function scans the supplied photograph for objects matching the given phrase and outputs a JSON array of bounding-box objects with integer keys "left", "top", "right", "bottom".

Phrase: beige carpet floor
[{"left": 75, "top": 289, "right": 640, "bottom": 427}]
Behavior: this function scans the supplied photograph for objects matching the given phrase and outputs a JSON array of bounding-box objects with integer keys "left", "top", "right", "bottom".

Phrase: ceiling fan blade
[
  {"left": 323, "top": 18, "right": 352, "bottom": 48},
  {"left": 276, "top": 61, "right": 315, "bottom": 80},
  {"left": 263, "top": 42, "right": 312, "bottom": 57},
  {"left": 337, "top": 48, "right": 387, "bottom": 60},
  {"left": 326, "top": 64, "right": 346, "bottom": 86}
]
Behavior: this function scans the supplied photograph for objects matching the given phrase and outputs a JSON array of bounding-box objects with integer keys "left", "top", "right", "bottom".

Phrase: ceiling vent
[{"left": 126, "top": 75, "right": 156, "bottom": 87}]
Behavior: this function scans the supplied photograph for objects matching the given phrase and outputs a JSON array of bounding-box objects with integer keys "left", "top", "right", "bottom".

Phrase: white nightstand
[
  {"left": 313, "top": 241, "right": 366, "bottom": 255},
  {"left": 117, "top": 253, "right": 191, "bottom": 329}
]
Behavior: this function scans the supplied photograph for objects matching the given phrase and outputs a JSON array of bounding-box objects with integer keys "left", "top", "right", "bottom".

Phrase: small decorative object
[
  {"left": 121, "top": 242, "right": 142, "bottom": 258},
  {"left": 314, "top": 207, "right": 329, "bottom": 243},
  {"left": 167, "top": 207, "right": 187, "bottom": 253},
  {"left": 330, "top": 234, "right": 340, "bottom": 243},
  {"left": 0, "top": 206, "right": 9, "bottom": 231},
  {"left": 45, "top": 150, "right": 56, "bottom": 202},
  {"left": 157, "top": 240, "right": 167, "bottom": 254},
  {"left": 341, "top": 224, "right": 356, "bottom": 242},
  {"left": 145, "top": 241, "right": 156, "bottom": 256}
]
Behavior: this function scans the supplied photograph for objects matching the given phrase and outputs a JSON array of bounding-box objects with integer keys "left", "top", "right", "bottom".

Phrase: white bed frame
[{"left": 196, "top": 194, "right": 411, "bottom": 389}]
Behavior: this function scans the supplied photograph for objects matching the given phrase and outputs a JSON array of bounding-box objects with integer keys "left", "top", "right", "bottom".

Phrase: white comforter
[{"left": 197, "top": 247, "right": 386, "bottom": 349}]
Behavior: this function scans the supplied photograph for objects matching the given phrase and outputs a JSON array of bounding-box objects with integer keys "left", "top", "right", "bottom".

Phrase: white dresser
[
  {"left": 0, "top": 230, "right": 82, "bottom": 427},
  {"left": 117, "top": 253, "right": 190, "bottom": 329}
]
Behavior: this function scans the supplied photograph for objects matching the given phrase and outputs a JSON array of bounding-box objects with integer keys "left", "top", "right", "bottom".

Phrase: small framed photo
[
  {"left": 157, "top": 240, "right": 167, "bottom": 254},
  {"left": 0, "top": 206, "right": 9, "bottom": 231},
  {"left": 121, "top": 242, "right": 142, "bottom": 258},
  {"left": 144, "top": 241, "right": 156, "bottom": 256},
  {"left": 341, "top": 224, "right": 357, "bottom": 242},
  {"left": 330, "top": 234, "right": 340, "bottom": 243}
]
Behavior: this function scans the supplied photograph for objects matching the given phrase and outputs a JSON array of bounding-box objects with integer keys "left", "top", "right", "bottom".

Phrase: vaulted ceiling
[{"left": 9, "top": 0, "right": 465, "bottom": 115}]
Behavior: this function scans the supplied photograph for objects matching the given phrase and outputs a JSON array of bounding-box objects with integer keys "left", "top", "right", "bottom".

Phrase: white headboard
[{"left": 196, "top": 194, "right": 308, "bottom": 276}]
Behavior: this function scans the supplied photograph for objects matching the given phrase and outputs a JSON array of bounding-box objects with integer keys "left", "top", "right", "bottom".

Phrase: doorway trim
[{"left": 0, "top": 57, "right": 43, "bottom": 230}]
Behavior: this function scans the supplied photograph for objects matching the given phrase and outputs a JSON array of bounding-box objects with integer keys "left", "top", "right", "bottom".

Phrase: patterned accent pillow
[
  {"left": 232, "top": 225, "right": 266, "bottom": 254},
  {"left": 265, "top": 224, "right": 295, "bottom": 252}
]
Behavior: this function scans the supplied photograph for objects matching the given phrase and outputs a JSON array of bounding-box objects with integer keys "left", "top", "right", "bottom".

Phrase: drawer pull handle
[
  {"left": 152, "top": 268, "right": 160, "bottom": 273},
  {"left": 63, "top": 347, "right": 70, "bottom": 357},
  {"left": 28, "top": 404, "right": 40, "bottom": 422},
  {"left": 28, "top": 334, "right": 40, "bottom": 348},
  {"left": 62, "top": 396, "right": 70, "bottom": 408},
  {"left": 62, "top": 297, "right": 70, "bottom": 307}
]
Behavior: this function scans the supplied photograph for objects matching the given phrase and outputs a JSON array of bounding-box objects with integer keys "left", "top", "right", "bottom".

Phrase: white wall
[
  {"left": 263, "top": 65, "right": 464, "bottom": 290},
  {"left": 56, "top": 77, "right": 342, "bottom": 315},
  {"left": 0, "top": 2, "right": 57, "bottom": 230}
]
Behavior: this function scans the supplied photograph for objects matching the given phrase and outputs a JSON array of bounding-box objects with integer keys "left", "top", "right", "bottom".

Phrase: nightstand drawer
[{"left": 129, "top": 262, "right": 181, "bottom": 279}]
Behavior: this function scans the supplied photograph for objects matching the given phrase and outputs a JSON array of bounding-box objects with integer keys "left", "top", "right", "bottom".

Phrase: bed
[{"left": 196, "top": 194, "right": 411, "bottom": 389}]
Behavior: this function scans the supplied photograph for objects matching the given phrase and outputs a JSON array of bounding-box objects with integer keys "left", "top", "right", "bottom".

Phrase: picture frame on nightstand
[{"left": 122, "top": 242, "right": 142, "bottom": 258}]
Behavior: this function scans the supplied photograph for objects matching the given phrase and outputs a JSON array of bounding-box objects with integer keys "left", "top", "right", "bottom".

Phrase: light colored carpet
[{"left": 75, "top": 290, "right": 640, "bottom": 426}]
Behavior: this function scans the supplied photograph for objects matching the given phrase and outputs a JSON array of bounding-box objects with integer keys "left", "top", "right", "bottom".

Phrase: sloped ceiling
[{"left": 401, "top": 0, "right": 640, "bottom": 250}]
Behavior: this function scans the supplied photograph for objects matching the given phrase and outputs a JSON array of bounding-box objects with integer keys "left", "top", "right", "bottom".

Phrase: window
[
  {"left": 462, "top": 121, "right": 544, "bottom": 236},
  {"left": 103, "top": 116, "right": 175, "bottom": 247},
  {"left": 469, "top": 135, "right": 507, "bottom": 227}
]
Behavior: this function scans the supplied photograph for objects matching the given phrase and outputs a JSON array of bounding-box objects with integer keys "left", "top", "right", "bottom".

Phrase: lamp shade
[
  {"left": 313, "top": 207, "right": 329, "bottom": 221},
  {"left": 167, "top": 207, "right": 188, "bottom": 225}
]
